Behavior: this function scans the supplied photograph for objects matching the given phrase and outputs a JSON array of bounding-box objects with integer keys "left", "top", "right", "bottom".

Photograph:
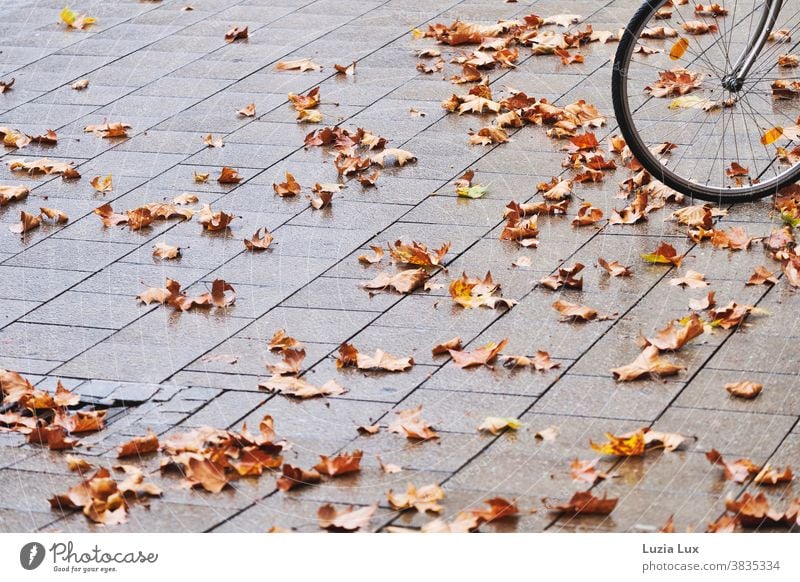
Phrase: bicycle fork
[{"left": 722, "top": 0, "right": 783, "bottom": 91}]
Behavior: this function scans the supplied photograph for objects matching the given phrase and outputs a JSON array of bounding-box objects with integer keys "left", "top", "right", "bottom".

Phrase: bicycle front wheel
[{"left": 613, "top": 0, "right": 800, "bottom": 202}]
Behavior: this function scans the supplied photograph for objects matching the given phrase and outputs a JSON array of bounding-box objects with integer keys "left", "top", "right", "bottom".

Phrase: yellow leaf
[
  {"left": 60, "top": 6, "right": 76, "bottom": 25},
  {"left": 590, "top": 430, "right": 646, "bottom": 456},
  {"left": 761, "top": 126, "right": 783, "bottom": 146},
  {"left": 411, "top": 28, "right": 424, "bottom": 39},
  {"left": 669, "top": 37, "right": 689, "bottom": 60}
]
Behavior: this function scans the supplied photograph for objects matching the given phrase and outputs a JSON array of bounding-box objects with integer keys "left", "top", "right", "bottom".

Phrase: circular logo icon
[{"left": 20, "top": 542, "right": 46, "bottom": 570}]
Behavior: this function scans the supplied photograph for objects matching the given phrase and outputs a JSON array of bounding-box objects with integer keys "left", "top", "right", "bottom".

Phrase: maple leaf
[
  {"left": 388, "top": 405, "right": 438, "bottom": 440},
  {"left": 478, "top": 416, "right": 522, "bottom": 435},
  {"left": 389, "top": 240, "right": 449, "bottom": 267},
  {"left": 266, "top": 348, "right": 305, "bottom": 376},
  {"left": 268, "top": 329, "right": 300, "bottom": 352},
  {"left": 244, "top": 227, "right": 274, "bottom": 251},
  {"left": 449, "top": 272, "right": 516, "bottom": 309},
  {"left": 710, "top": 227, "right": 760, "bottom": 250},
  {"left": 314, "top": 450, "right": 363, "bottom": 477},
  {"left": 338, "top": 344, "right": 414, "bottom": 372},
  {"left": 318, "top": 503, "right": 377, "bottom": 532},
  {"left": 571, "top": 458, "right": 610, "bottom": 484},
  {"left": 276, "top": 464, "right": 322, "bottom": 492},
  {"left": 387, "top": 483, "right": 445, "bottom": 513},
  {"left": 84, "top": 121, "right": 131, "bottom": 138},
  {"left": 746, "top": 266, "right": 778, "bottom": 286},
  {"left": 202, "top": 134, "right": 224, "bottom": 148},
  {"left": 571, "top": 202, "right": 603, "bottom": 226},
  {"left": 590, "top": 430, "right": 646, "bottom": 456},
  {"left": 288, "top": 87, "right": 320, "bottom": 111},
  {"left": 539, "top": 263, "right": 584, "bottom": 290},
  {"left": 670, "top": 204, "right": 722, "bottom": 228},
  {"left": 362, "top": 268, "right": 429, "bottom": 294},
  {"left": 669, "top": 270, "right": 708, "bottom": 289},
  {"left": 753, "top": 464, "right": 794, "bottom": 485},
  {"left": 448, "top": 338, "right": 508, "bottom": 368},
  {"left": 705, "top": 448, "right": 761, "bottom": 484},
  {"left": 197, "top": 204, "right": 234, "bottom": 231},
  {"left": 217, "top": 166, "right": 241, "bottom": 184},
  {"left": 9, "top": 211, "right": 41, "bottom": 235},
  {"left": 224, "top": 25, "right": 248, "bottom": 43},
  {"left": 194, "top": 171, "right": 209, "bottom": 183},
  {"left": 358, "top": 169, "right": 380, "bottom": 186},
  {"left": 545, "top": 491, "right": 618, "bottom": 515},
  {"left": 272, "top": 171, "right": 301, "bottom": 196},
  {"left": 645, "top": 68, "right": 703, "bottom": 97},
  {"left": 151, "top": 241, "right": 181, "bottom": 260},
  {"left": 552, "top": 299, "right": 598, "bottom": 322},
  {"left": 725, "top": 380, "right": 763, "bottom": 399},
  {"left": 117, "top": 431, "right": 159, "bottom": 458},
  {"left": 611, "top": 345, "right": 685, "bottom": 381},
  {"left": 468, "top": 126, "right": 508, "bottom": 145},
  {"left": 370, "top": 148, "right": 417, "bottom": 167},
  {"left": 90, "top": 174, "right": 113, "bottom": 192},
  {"left": 60, "top": 6, "right": 96, "bottom": 30},
  {"left": 28, "top": 425, "right": 79, "bottom": 450},
  {"left": 66, "top": 455, "right": 93, "bottom": 473},
  {"left": 306, "top": 188, "right": 333, "bottom": 210},
  {"left": 8, "top": 158, "right": 79, "bottom": 178},
  {"left": 540, "top": 177, "right": 573, "bottom": 200},
  {"left": 275, "top": 58, "right": 322, "bottom": 72},
  {"left": 456, "top": 182, "right": 489, "bottom": 199},
  {"left": 358, "top": 245, "right": 384, "bottom": 264},
  {"left": 72, "top": 78, "right": 89, "bottom": 90},
  {"left": 708, "top": 301, "right": 755, "bottom": 329},
  {"left": 597, "top": 257, "right": 632, "bottom": 277},
  {"left": 641, "top": 241, "right": 683, "bottom": 267},
  {"left": 432, "top": 337, "right": 463, "bottom": 356},
  {"left": 500, "top": 213, "right": 539, "bottom": 247},
  {"left": 259, "top": 376, "right": 346, "bottom": 399},
  {"left": 689, "top": 290, "right": 716, "bottom": 311},
  {"left": 726, "top": 492, "right": 787, "bottom": 528},
  {"left": 334, "top": 61, "right": 357, "bottom": 75},
  {"left": 641, "top": 314, "right": 704, "bottom": 351},
  {"left": 0, "top": 184, "right": 29, "bottom": 206}
]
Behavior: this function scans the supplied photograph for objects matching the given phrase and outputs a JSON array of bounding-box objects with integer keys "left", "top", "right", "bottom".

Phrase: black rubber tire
[{"left": 611, "top": 0, "right": 798, "bottom": 203}]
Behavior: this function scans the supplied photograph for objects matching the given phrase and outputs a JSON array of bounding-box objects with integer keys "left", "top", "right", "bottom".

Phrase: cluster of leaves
[{"left": 0, "top": 370, "right": 105, "bottom": 450}]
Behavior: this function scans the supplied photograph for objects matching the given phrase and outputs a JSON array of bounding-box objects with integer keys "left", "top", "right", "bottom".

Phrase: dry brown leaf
[
  {"left": 225, "top": 25, "right": 248, "bottom": 43},
  {"left": 9, "top": 211, "right": 41, "bottom": 235},
  {"left": 244, "top": 227, "right": 273, "bottom": 251},
  {"left": 706, "top": 449, "right": 761, "bottom": 483},
  {"left": 545, "top": 491, "right": 617, "bottom": 515},
  {"left": 478, "top": 416, "right": 522, "bottom": 435},
  {"left": 259, "top": 376, "right": 346, "bottom": 399},
  {"left": 276, "top": 464, "right": 321, "bottom": 491},
  {"left": 318, "top": 503, "right": 376, "bottom": 531},
  {"left": 552, "top": 299, "right": 598, "bottom": 322},
  {"left": 449, "top": 272, "right": 516, "bottom": 309},
  {"left": 449, "top": 338, "right": 508, "bottom": 368},
  {"left": 275, "top": 58, "right": 322, "bottom": 72},
  {"left": 746, "top": 266, "right": 777, "bottom": 286},
  {"left": 217, "top": 166, "right": 241, "bottom": 184},
  {"left": 725, "top": 380, "right": 763, "bottom": 399},
  {"left": 197, "top": 204, "right": 234, "bottom": 231},
  {"left": 202, "top": 134, "right": 224, "bottom": 148},
  {"left": 611, "top": 345, "right": 685, "bottom": 381},
  {"left": 314, "top": 450, "right": 363, "bottom": 477},
  {"left": 358, "top": 245, "right": 384, "bottom": 264},
  {"left": 362, "top": 268, "right": 429, "bottom": 294},
  {"left": 597, "top": 257, "right": 632, "bottom": 277},
  {"left": 117, "top": 431, "right": 159, "bottom": 458},
  {"left": 388, "top": 405, "right": 438, "bottom": 440},
  {"left": 152, "top": 241, "right": 181, "bottom": 260}
]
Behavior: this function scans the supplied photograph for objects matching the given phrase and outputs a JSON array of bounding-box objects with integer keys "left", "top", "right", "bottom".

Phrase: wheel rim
[{"left": 617, "top": 0, "right": 800, "bottom": 198}]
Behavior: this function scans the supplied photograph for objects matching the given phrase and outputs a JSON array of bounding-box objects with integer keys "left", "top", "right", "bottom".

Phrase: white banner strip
[{"left": 1, "top": 533, "right": 797, "bottom": 581}]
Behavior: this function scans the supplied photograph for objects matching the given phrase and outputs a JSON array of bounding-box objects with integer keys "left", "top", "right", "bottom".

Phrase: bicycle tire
[{"left": 612, "top": 0, "right": 800, "bottom": 203}]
